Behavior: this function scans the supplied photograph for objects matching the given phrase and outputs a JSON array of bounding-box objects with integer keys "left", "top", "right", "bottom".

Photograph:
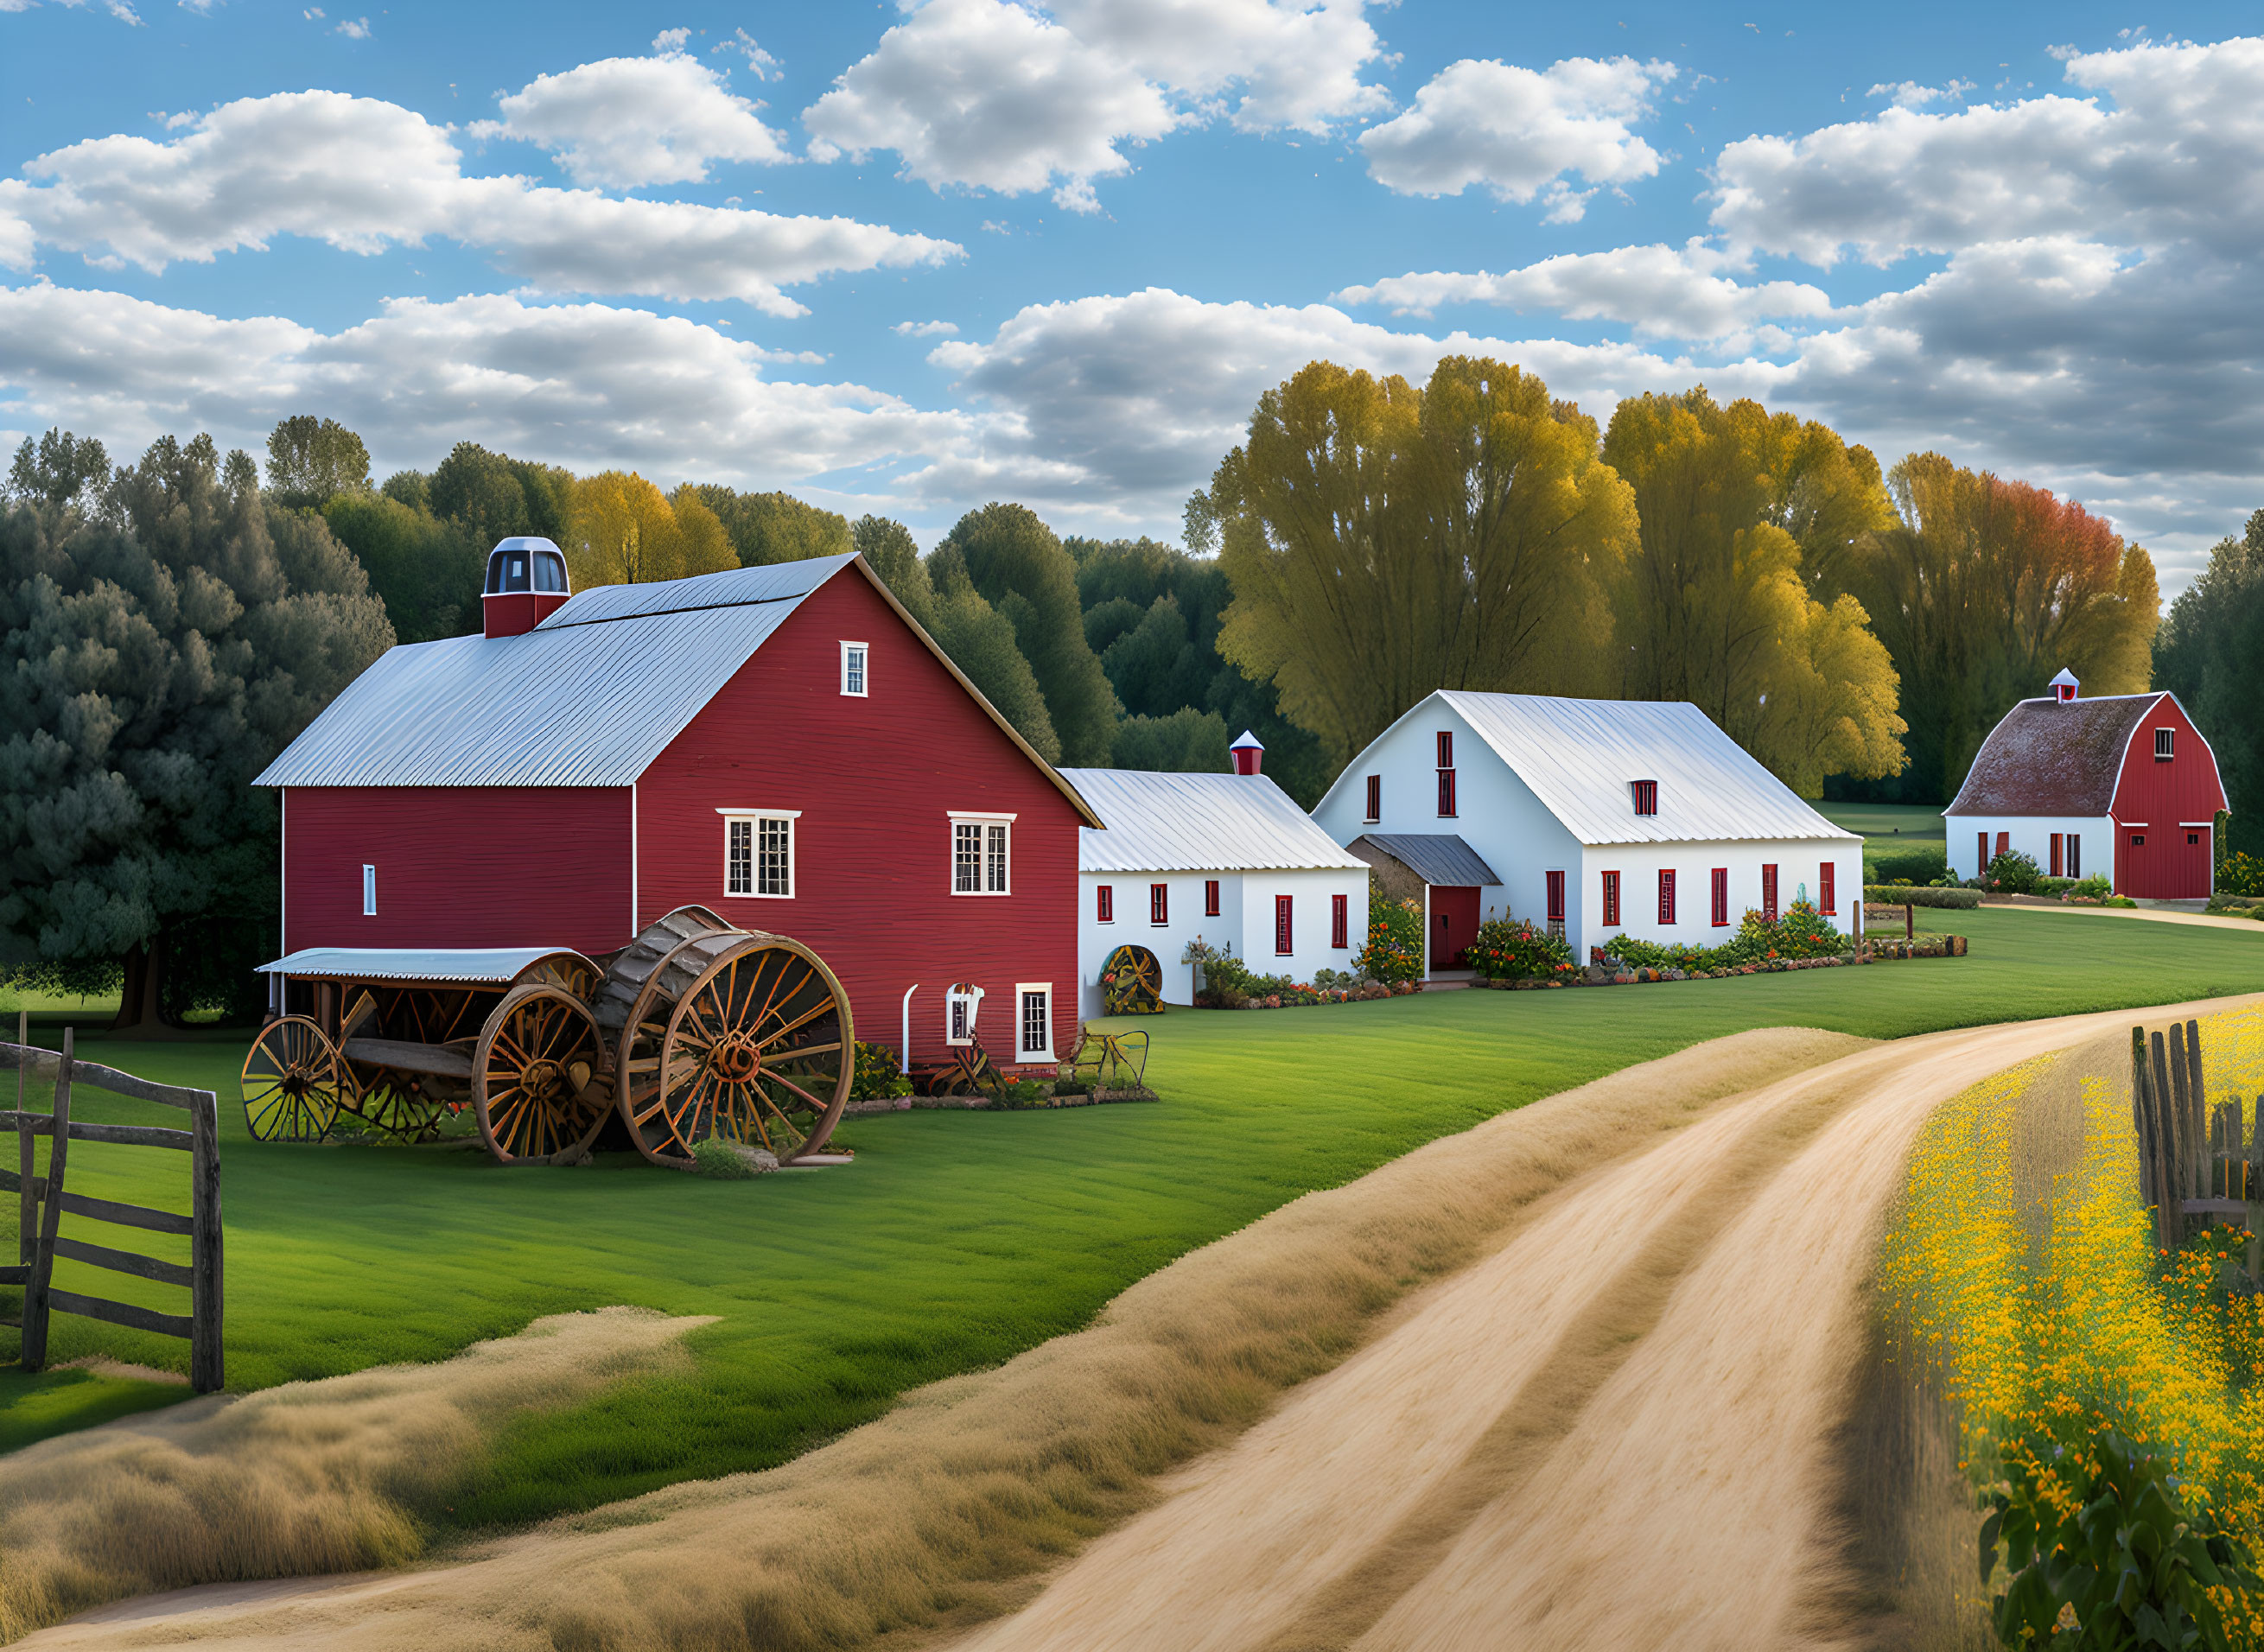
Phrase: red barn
[
  {"left": 1946, "top": 669, "right": 2229, "bottom": 899},
  {"left": 255, "top": 544, "right": 1101, "bottom": 1072}
]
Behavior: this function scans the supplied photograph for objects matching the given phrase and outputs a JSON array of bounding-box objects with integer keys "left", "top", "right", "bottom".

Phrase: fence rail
[
  {"left": 0, "top": 1018, "right": 223, "bottom": 1392},
  {"left": 2130, "top": 1017, "right": 2264, "bottom": 1267}
]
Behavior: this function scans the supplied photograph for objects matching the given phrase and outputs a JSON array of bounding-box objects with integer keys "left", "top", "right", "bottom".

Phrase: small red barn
[
  {"left": 255, "top": 544, "right": 1101, "bottom": 1072},
  {"left": 1945, "top": 670, "right": 2229, "bottom": 899}
]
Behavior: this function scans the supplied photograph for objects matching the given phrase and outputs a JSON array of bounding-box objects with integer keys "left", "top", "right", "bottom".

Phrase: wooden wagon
[{"left": 245, "top": 906, "right": 853, "bottom": 1169}]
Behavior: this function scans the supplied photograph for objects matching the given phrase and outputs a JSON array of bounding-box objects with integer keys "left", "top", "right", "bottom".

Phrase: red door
[
  {"left": 2124, "top": 824, "right": 2212, "bottom": 899},
  {"left": 1431, "top": 885, "right": 1480, "bottom": 969}
]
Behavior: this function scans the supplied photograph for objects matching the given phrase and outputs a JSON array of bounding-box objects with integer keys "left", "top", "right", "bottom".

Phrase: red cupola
[
  {"left": 1229, "top": 729, "right": 1264, "bottom": 776},
  {"left": 482, "top": 537, "right": 573, "bottom": 639}
]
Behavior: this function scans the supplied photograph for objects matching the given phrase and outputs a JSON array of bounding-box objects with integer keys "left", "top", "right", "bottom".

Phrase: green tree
[
  {"left": 924, "top": 543, "right": 1060, "bottom": 761},
  {"left": 1601, "top": 388, "right": 1906, "bottom": 795},
  {"left": 2154, "top": 510, "right": 2264, "bottom": 854},
  {"left": 686, "top": 486, "right": 854, "bottom": 567},
  {"left": 264, "top": 416, "right": 372, "bottom": 511},
  {"left": 0, "top": 434, "right": 394, "bottom": 1029},
  {"left": 380, "top": 469, "right": 431, "bottom": 511},
  {"left": 1112, "top": 707, "right": 1231, "bottom": 774},
  {"left": 427, "top": 443, "right": 572, "bottom": 549},
  {"left": 1209, "top": 356, "right": 1635, "bottom": 769},
  {"left": 942, "top": 504, "right": 1119, "bottom": 765},
  {"left": 323, "top": 491, "right": 481, "bottom": 642},
  {"left": 851, "top": 513, "right": 937, "bottom": 628},
  {"left": 5, "top": 427, "right": 111, "bottom": 511},
  {"left": 1843, "top": 452, "right": 2159, "bottom": 803}
]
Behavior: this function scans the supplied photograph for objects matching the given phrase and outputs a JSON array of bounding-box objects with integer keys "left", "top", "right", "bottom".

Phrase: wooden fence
[
  {"left": 0, "top": 1020, "right": 224, "bottom": 1392},
  {"left": 2131, "top": 1017, "right": 2264, "bottom": 1262}
]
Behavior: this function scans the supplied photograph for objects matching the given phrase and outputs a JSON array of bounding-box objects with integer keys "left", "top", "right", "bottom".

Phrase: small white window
[
  {"left": 841, "top": 640, "right": 868, "bottom": 697},
  {"left": 718, "top": 809, "right": 800, "bottom": 898},
  {"left": 1016, "top": 982, "right": 1053, "bottom": 1062},
  {"left": 945, "top": 982, "right": 984, "bottom": 1046},
  {"left": 950, "top": 812, "right": 1014, "bottom": 894},
  {"left": 362, "top": 864, "right": 377, "bottom": 916},
  {"left": 2156, "top": 727, "right": 2175, "bottom": 759}
]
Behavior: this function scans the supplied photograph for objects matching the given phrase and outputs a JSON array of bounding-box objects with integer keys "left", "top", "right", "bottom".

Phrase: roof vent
[
  {"left": 2050, "top": 667, "right": 2079, "bottom": 704},
  {"left": 483, "top": 537, "right": 572, "bottom": 639},
  {"left": 1229, "top": 729, "right": 1264, "bottom": 776}
]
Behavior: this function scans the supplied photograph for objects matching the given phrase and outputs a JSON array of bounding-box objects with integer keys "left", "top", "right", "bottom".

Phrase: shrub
[
  {"left": 688, "top": 1137, "right": 759, "bottom": 1179},
  {"left": 1868, "top": 842, "right": 1948, "bottom": 886},
  {"left": 1468, "top": 914, "right": 1576, "bottom": 981},
  {"left": 2061, "top": 874, "right": 2114, "bottom": 902},
  {"left": 1356, "top": 894, "right": 1423, "bottom": 982},
  {"left": 2220, "top": 850, "right": 2264, "bottom": 899},
  {"left": 1865, "top": 884, "right": 1981, "bottom": 910},
  {"left": 1982, "top": 849, "right": 2043, "bottom": 894},
  {"left": 850, "top": 1041, "right": 913, "bottom": 1102}
]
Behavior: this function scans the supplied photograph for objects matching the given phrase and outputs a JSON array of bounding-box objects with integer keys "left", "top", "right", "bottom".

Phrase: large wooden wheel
[
  {"left": 617, "top": 932, "right": 853, "bottom": 1166},
  {"left": 473, "top": 984, "right": 610, "bottom": 1166},
  {"left": 1102, "top": 944, "right": 1164, "bottom": 1014},
  {"left": 242, "top": 1015, "right": 344, "bottom": 1142},
  {"left": 344, "top": 1069, "right": 450, "bottom": 1142},
  {"left": 513, "top": 950, "right": 600, "bottom": 1000}
]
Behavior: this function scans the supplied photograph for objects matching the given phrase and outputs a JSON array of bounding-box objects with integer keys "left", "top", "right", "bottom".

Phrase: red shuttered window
[
  {"left": 1657, "top": 868, "right": 1676, "bottom": 924},
  {"left": 2050, "top": 833, "right": 2063, "bottom": 877},
  {"left": 1996, "top": 831, "right": 2010, "bottom": 859},
  {"left": 1150, "top": 883, "right": 1168, "bottom": 924},
  {"left": 1546, "top": 870, "right": 1565, "bottom": 924},
  {"left": 1364, "top": 774, "right": 1381, "bottom": 821},
  {"left": 1601, "top": 870, "right": 1621, "bottom": 928},
  {"left": 1205, "top": 879, "right": 1221, "bottom": 916},
  {"left": 1332, "top": 893, "right": 1349, "bottom": 949},
  {"left": 1436, "top": 731, "right": 1453, "bottom": 767},
  {"left": 1437, "top": 767, "right": 1457, "bottom": 817},
  {"left": 1761, "top": 863, "right": 1778, "bottom": 921},
  {"left": 1820, "top": 862, "right": 1836, "bottom": 915},
  {"left": 1977, "top": 831, "right": 1987, "bottom": 879},
  {"left": 1275, "top": 894, "right": 1294, "bottom": 955},
  {"left": 1710, "top": 867, "right": 1729, "bottom": 927},
  {"left": 1631, "top": 779, "right": 1658, "bottom": 816},
  {"left": 1097, "top": 884, "right": 1113, "bottom": 922}
]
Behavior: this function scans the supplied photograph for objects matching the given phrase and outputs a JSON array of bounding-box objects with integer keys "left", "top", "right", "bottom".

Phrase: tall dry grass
[
  {"left": 18, "top": 1027, "right": 1868, "bottom": 1650},
  {"left": 0, "top": 1306, "right": 711, "bottom": 1642}
]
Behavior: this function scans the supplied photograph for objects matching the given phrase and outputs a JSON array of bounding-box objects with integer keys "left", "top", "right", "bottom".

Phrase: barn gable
[{"left": 1947, "top": 693, "right": 2184, "bottom": 816}]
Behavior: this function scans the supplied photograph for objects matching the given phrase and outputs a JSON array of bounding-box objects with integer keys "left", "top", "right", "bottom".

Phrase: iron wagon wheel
[
  {"left": 1102, "top": 944, "right": 1164, "bottom": 1013},
  {"left": 632, "top": 936, "right": 854, "bottom": 1167},
  {"left": 242, "top": 1014, "right": 345, "bottom": 1142},
  {"left": 473, "top": 984, "right": 611, "bottom": 1166}
]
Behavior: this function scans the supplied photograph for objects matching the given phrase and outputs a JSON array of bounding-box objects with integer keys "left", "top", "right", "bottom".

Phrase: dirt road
[{"left": 19, "top": 998, "right": 2256, "bottom": 1652}]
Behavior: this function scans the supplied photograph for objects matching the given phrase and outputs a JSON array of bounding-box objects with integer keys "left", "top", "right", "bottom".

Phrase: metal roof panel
[
  {"left": 1063, "top": 768, "right": 1368, "bottom": 874},
  {"left": 256, "top": 946, "right": 582, "bottom": 983},
  {"left": 1353, "top": 833, "right": 1501, "bottom": 886}
]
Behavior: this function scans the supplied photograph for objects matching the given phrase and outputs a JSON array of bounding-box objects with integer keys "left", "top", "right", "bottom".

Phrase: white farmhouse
[
  {"left": 1063, "top": 740, "right": 1370, "bottom": 1014},
  {"left": 1311, "top": 690, "right": 1865, "bottom": 970}
]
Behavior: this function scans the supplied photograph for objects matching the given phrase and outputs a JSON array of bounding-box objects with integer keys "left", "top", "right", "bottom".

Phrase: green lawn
[
  {"left": 4, "top": 904, "right": 2261, "bottom": 1527},
  {"left": 1817, "top": 800, "right": 1947, "bottom": 839}
]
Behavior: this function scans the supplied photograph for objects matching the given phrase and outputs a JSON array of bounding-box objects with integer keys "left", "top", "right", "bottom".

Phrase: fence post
[
  {"left": 2152, "top": 1030, "right": 2181, "bottom": 1234},
  {"left": 2144, "top": 1048, "right": 2178, "bottom": 1252},
  {"left": 14, "top": 1010, "right": 27, "bottom": 1267},
  {"left": 20, "top": 1028, "right": 70, "bottom": 1372},
  {"left": 2132, "top": 1026, "right": 2153, "bottom": 1208},
  {"left": 189, "top": 1085, "right": 223, "bottom": 1394}
]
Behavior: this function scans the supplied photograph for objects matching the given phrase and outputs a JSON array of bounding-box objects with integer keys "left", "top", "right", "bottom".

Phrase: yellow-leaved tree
[
  {"left": 563, "top": 471, "right": 738, "bottom": 588},
  {"left": 1600, "top": 389, "right": 1907, "bottom": 795},
  {"left": 1209, "top": 356, "right": 1637, "bottom": 766}
]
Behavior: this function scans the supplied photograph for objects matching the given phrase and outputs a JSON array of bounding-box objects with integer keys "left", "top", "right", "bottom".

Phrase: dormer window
[
  {"left": 2156, "top": 728, "right": 2175, "bottom": 760},
  {"left": 842, "top": 641, "right": 868, "bottom": 696},
  {"left": 1631, "top": 779, "right": 1659, "bottom": 816}
]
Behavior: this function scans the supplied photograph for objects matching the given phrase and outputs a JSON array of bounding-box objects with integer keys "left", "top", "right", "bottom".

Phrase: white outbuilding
[
  {"left": 1063, "top": 741, "right": 1370, "bottom": 1015},
  {"left": 1310, "top": 690, "right": 1865, "bottom": 970}
]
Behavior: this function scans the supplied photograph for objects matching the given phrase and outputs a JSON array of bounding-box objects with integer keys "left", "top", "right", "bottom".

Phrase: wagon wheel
[
  {"left": 344, "top": 1067, "right": 450, "bottom": 1142},
  {"left": 512, "top": 950, "right": 600, "bottom": 1001},
  {"left": 627, "top": 936, "right": 854, "bottom": 1167},
  {"left": 1102, "top": 944, "right": 1164, "bottom": 1014},
  {"left": 474, "top": 984, "right": 610, "bottom": 1166},
  {"left": 242, "top": 1014, "right": 345, "bottom": 1142}
]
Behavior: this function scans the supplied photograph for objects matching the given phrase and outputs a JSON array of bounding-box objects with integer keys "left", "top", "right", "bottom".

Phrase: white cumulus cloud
[
  {"left": 1358, "top": 55, "right": 1676, "bottom": 218},
  {"left": 0, "top": 90, "right": 957, "bottom": 315},
  {"left": 803, "top": 0, "right": 1387, "bottom": 213},
  {"left": 475, "top": 45, "right": 791, "bottom": 187},
  {"left": 894, "top": 318, "right": 959, "bottom": 336},
  {"left": 1335, "top": 242, "right": 1835, "bottom": 339}
]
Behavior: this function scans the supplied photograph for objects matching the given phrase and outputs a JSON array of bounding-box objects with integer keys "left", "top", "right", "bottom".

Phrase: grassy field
[
  {"left": 3, "top": 904, "right": 2261, "bottom": 1530},
  {"left": 1817, "top": 800, "right": 1946, "bottom": 839}
]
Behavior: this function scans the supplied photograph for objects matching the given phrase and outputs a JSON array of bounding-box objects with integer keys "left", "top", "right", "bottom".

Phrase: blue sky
[{"left": 1, "top": 2, "right": 2259, "bottom": 588}]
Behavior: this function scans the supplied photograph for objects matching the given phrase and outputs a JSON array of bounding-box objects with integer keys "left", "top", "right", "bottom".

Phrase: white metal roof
[
  {"left": 257, "top": 556, "right": 853, "bottom": 788},
  {"left": 1330, "top": 691, "right": 1860, "bottom": 848},
  {"left": 256, "top": 946, "right": 584, "bottom": 983},
  {"left": 1063, "top": 768, "right": 1368, "bottom": 874}
]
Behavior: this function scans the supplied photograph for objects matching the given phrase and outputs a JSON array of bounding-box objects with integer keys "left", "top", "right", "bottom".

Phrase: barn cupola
[
  {"left": 2050, "top": 667, "right": 2080, "bottom": 704},
  {"left": 1230, "top": 730, "right": 1265, "bottom": 776},
  {"left": 482, "top": 537, "right": 572, "bottom": 639}
]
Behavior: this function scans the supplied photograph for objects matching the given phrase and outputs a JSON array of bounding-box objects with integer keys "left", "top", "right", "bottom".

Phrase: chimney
[
  {"left": 1230, "top": 729, "right": 1264, "bottom": 776},
  {"left": 2050, "top": 667, "right": 2080, "bottom": 704},
  {"left": 482, "top": 537, "right": 574, "bottom": 639}
]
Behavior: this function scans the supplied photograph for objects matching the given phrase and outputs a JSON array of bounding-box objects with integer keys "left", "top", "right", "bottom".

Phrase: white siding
[
  {"left": 1945, "top": 814, "right": 2111, "bottom": 884},
  {"left": 1574, "top": 840, "right": 1863, "bottom": 958},
  {"left": 1077, "top": 865, "right": 1367, "bottom": 1015}
]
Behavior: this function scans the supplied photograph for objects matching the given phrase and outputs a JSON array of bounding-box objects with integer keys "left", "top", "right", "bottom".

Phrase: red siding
[
  {"left": 283, "top": 785, "right": 631, "bottom": 956},
  {"left": 2111, "top": 695, "right": 2228, "bottom": 899},
  {"left": 633, "top": 569, "right": 1084, "bottom": 1071}
]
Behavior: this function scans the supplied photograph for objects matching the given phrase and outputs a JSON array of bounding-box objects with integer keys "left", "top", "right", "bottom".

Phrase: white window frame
[
  {"left": 841, "top": 640, "right": 869, "bottom": 698},
  {"left": 362, "top": 864, "right": 377, "bottom": 917},
  {"left": 1014, "top": 982, "right": 1054, "bottom": 1063},
  {"left": 2156, "top": 726, "right": 2175, "bottom": 759},
  {"left": 945, "top": 982, "right": 984, "bottom": 1047},
  {"left": 716, "top": 808, "right": 801, "bottom": 899},
  {"left": 949, "top": 810, "right": 1015, "bottom": 895}
]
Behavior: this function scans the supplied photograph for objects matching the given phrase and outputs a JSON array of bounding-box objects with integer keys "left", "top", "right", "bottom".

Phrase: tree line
[{"left": 0, "top": 353, "right": 2213, "bottom": 1025}]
